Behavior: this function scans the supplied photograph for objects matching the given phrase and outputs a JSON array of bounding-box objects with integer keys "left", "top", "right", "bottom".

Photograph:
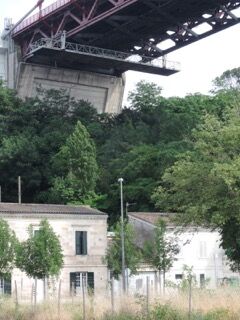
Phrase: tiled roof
[
  {"left": 128, "top": 212, "right": 176, "bottom": 226},
  {"left": 0, "top": 203, "right": 106, "bottom": 216}
]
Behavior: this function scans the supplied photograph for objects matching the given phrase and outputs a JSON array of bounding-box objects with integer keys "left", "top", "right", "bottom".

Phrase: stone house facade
[
  {"left": 0, "top": 203, "right": 108, "bottom": 299},
  {"left": 127, "top": 212, "right": 240, "bottom": 292}
]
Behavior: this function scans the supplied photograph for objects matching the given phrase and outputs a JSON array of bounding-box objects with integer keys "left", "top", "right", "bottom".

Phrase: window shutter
[
  {"left": 4, "top": 278, "right": 11, "bottom": 295},
  {"left": 76, "top": 231, "right": 87, "bottom": 255},
  {"left": 70, "top": 272, "right": 76, "bottom": 292},
  {"left": 76, "top": 231, "right": 81, "bottom": 255},
  {"left": 87, "top": 272, "right": 94, "bottom": 291},
  {"left": 82, "top": 231, "right": 87, "bottom": 255}
]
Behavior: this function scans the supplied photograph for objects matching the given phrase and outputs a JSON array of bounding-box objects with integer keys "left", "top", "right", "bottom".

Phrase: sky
[{"left": 1, "top": 0, "right": 240, "bottom": 104}]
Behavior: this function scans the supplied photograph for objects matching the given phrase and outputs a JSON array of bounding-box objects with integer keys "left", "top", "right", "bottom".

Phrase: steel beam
[
  {"left": 25, "top": 37, "right": 180, "bottom": 76},
  {"left": 11, "top": 0, "right": 240, "bottom": 64}
]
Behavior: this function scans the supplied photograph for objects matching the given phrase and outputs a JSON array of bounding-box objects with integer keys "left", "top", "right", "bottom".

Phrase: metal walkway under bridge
[
  {"left": 25, "top": 35, "right": 180, "bottom": 76},
  {"left": 11, "top": 0, "right": 240, "bottom": 76}
]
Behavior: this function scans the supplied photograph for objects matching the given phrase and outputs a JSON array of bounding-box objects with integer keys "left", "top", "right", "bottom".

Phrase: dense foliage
[
  {"left": 0, "top": 69, "right": 239, "bottom": 229},
  {"left": 151, "top": 70, "right": 240, "bottom": 270},
  {"left": 50, "top": 120, "right": 98, "bottom": 203},
  {"left": 0, "top": 219, "right": 17, "bottom": 278},
  {"left": 16, "top": 219, "right": 63, "bottom": 279},
  {"left": 105, "top": 221, "right": 142, "bottom": 279},
  {"left": 143, "top": 219, "right": 179, "bottom": 289}
]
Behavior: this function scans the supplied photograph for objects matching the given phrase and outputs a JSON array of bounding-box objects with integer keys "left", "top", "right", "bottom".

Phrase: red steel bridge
[{"left": 11, "top": 0, "right": 240, "bottom": 76}]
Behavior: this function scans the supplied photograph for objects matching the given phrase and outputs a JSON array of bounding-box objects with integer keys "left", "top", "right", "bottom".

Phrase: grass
[{"left": 0, "top": 288, "right": 240, "bottom": 319}]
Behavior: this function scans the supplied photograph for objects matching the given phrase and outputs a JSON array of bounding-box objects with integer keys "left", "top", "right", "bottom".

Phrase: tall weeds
[{"left": 0, "top": 288, "right": 240, "bottom": 319}]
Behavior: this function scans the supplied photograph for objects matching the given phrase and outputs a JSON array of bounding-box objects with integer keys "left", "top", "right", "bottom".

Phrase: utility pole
[
  {"left": 118, "top": 178, "right": 126, "bottom": 293},
  {"left": 18, "top": 176, "right": 21, "bottom": 204}
]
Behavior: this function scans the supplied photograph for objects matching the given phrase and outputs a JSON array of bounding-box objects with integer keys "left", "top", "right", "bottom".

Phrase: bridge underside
[
  {"left": 13, "top": 0, "right": 240, "bottom": 63},
  {"left": 26, "top": 39, "right": 179, "bottom": 76}
]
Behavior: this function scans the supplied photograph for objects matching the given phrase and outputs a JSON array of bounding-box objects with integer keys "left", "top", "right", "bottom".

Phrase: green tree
[
  {"left": 0, "top": 86, "right": 99, "bottom": 203},
  {"left": 105, "top": 222, "right": 142, "bottom": 279},
  {"left": 0, "top": 79, "right": 238, "bottom": 224},
  {"left": 212, "top": 67, "right": 240, "bottom": 91},
  {"left": 152, "top": 106, "right": 240, "bottom": 269},
  {"left": 0, "top": 219, "right": 17, "bottom": 278},
  {"left": 16, "top": 219, "right": 63, "bottom": 281},
  {"left": 143, "top": 219, "right": 179, "bottom": 292},
  {"left": 51, "top": 120, "right": 98, "bottom": 203},
  {"left": 220, "top": 218, "right": 240, "bottom": 272},
  {"left": 128, "top": 80, "right": 163, "bottom": 111}
]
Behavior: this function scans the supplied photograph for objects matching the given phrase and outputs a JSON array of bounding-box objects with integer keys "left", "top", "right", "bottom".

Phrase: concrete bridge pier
[
  {"left": 0, "top": 37, "right": 125, "bottom": 114},
  {"left": 16, "top": 63, "right": 125, "bottom": 114}
]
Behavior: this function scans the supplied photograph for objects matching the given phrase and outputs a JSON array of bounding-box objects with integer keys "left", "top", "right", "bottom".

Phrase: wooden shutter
[
  {"left": 82, "top": 231, "right": 87, "bottom": 255},
  {"left": 75, "top": 231, "right": 81, "bottom": 255},
  {"left": 87, "top": 272, "right": 94, "bottom": 291},
  {"left": 4, "top": 277, "right": 11, "bottom": 295},
  {"left": 76, "top": 231, "right": 87, "bottom": 255}
]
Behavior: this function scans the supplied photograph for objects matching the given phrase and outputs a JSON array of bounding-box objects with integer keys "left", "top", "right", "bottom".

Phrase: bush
[
  {"left": 150, "top": 304, "right": 186, "bottom": 320},
  {"left": 203, "top": 309, "right": 237, "bottom": 320},
  {"left": 103, "top": 312, "right": 140, "bottom": 320}
]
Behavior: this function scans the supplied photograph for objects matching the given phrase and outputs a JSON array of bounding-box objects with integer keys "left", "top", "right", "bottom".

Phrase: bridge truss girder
[
  {"left": 25, "top": 36, "right": 180, "bottom": 76},
  {"left": 12, "top": 0, "right": 240, "bottom": 65}
]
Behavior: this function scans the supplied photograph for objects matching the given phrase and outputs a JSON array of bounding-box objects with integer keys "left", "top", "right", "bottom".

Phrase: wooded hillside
[{"left": 0, "top": 68, "right": 239, "bottom": 226}]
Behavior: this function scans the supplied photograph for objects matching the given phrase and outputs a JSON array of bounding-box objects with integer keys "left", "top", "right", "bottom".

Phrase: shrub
[{"left": 150, "top": 304, "right": 185, "bottom": 320}]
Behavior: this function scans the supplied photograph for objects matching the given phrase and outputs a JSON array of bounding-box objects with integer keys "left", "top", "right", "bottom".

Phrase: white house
[
  {"left": 0, "top": 203, "right": 108, "bottom": 300},
  {"left": 127, "top": 212, "right": 239, "bottom": 293}
]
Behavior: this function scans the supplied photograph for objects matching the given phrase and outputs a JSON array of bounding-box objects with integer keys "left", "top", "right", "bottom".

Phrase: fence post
[
  {"left": 71, "top": 282, "right": 74, "bottom": 305},
  {"left": 188, "top": 276, "right": 192, "bottom": 320},
  {"left": 31, "top": 283, "right": 34, "bottom": 309},
  {"left": 159, "top": 271, "right": 162, "bottom": 295},
  {"left": 14, "top": 280, "right": 18, "bottom": 309},
  {"left": 146, "top": 276, "right": 150, "bottom": 317},
  {"left": 58, "top": 280, "right": 62, "bottom": 319},
  {"left": 154, "top": 271, "right": 158, "bottom": 294},
  {"left": 34, "top": 278, "right": 37, "bottom": 311},
  {"left": 111, "top": 277, "right": 115, "bottom": 314},
  {"left": 82, "top": 282, "right": 86, "bottom": 320},
  {"left": 21, "top": 278, "right": 23, "bottom": 301}
]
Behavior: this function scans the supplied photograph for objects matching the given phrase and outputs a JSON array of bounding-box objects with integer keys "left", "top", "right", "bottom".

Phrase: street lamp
[{"left": 118, "top": 178, "right": 126, "bottom": 292}]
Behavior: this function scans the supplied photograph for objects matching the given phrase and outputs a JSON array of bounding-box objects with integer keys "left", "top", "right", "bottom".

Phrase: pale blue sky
[{"left": 1, "top": 0, "right": 240, "bottom": 103}]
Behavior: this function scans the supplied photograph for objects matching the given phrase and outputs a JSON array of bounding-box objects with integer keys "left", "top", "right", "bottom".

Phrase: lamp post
[{"left": 118, "top": 178, "right": 126, "bottom": 293}]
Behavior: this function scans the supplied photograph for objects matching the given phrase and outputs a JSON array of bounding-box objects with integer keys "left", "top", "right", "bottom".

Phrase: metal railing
[
  {"left": 28, "top": 37, "right": 180, "bottom": 71},
  {"left": 13, "top": 0, "right": 73, "bottom": 34}
]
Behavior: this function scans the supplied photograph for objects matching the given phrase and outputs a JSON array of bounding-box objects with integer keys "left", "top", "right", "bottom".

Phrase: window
[
  {"left": 0, "top": 277, "right": 11, "bottom": 295},
  {"left": 200, "top": 274, "right": 205, "bottom": 288},
  {"left": 70, "top": 272, "right": 94, "bottom": 294},
  {"left": 75, "top": 231, "right": 87, "bottom": 255},
  {"left": 34, "top": 229, "right": 40, "bottom": 236},
  {"left": 175, "top": 274, "right": 183, "bottom": 280}
]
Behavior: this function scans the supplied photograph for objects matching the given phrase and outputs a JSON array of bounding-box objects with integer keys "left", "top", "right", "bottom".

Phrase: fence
[{"left": 2, "top": 275, "right": 240, "bottom": 320}]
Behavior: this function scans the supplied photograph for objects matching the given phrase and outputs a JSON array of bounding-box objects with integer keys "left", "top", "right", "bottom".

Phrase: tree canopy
[
  {"left": 152, "top": 104, "right": 240, "bottom": 269},
  {"left": 0, "top": 68, "right": 239, "bottom": 226},
  {"left": 50, "top": 120, "right": 98, "bottom": 203},
  {"left": 16, "top": 219, "right": 63, "bottom": 279},
  {"left": 105, "top": 222, "right": 142, "bottom": 279},
  {"left": 212, "top": 67, "right": 240, "bottom": 92},
  {"left": 0, "top": 219, "right": 17, "bottom": 278},
  {"left": 143, "top": 219, "right": 179, "bottom": 289}
]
